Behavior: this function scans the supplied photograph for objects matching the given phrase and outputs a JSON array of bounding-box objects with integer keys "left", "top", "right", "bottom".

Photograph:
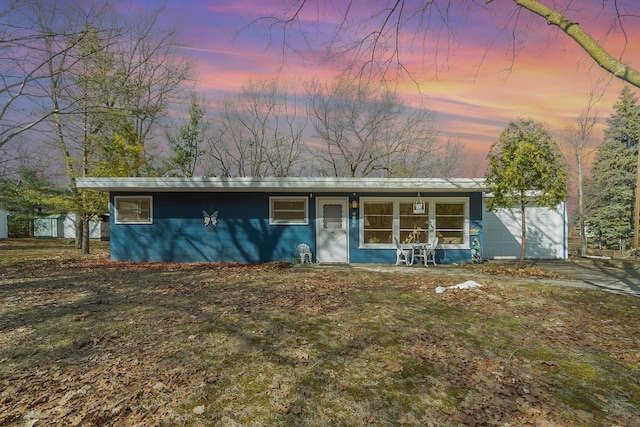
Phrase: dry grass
[{"left": 0, "top": 239, "right": 639, "bottom": 426}]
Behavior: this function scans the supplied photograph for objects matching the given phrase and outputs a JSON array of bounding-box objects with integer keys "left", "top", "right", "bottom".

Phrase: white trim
[
  {"left": 114, "top": 196, "right": 153, "bottom": 224},
  {"left": 77, "top": 176, "right": 487, "bottom": 193},
  {"left": 269, "top": 196, "right": 309, "bottom": 225},
  {"left": 359, "top": 197, "right": 469, "bottom": 249}
]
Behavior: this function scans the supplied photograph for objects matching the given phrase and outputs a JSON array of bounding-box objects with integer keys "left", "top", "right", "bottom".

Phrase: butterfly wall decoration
[{"left": 202, "top": 210, "right": 219, "bottom": 228}]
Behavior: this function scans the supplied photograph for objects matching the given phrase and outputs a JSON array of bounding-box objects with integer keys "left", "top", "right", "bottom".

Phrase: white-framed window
[
  {"left": 435, "top": 202, "right": 465, "bottom": 245},
  {"left": 360, "top": 197, "right": 469, "bottom": 248},
  {"left": 114, "top": 196, "right": 153, "bottom": 224},
  {"left": 400, "top": 201, "right": 429, "bottom": 244},
  {"left": 269, "top": 196, "right": 308, "bottom": 225},
  {"left": 362, "top": 201, "right": 393, "bottom": 244}
]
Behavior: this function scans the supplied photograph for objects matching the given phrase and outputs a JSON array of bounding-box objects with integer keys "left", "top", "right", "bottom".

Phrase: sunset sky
[{"left": 149, "top": 0, "right": 640, "bottom": 176}]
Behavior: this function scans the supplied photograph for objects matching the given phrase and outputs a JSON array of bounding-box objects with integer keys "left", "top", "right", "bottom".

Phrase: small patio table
[{"left": 411, "top": 242, "right": 437, "bottom": 266}]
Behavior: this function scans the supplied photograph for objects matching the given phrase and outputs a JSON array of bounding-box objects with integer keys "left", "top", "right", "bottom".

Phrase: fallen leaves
[
  {"left": 276, "top": 404, "right": 302, "bottom": 415},
  {"left": 383, "top": 360, "right": 404, "bottom": 374},
  {"left": 1, "top": 241, "right": 639, "bottom": 426},
  {"left": 462, "top": 261, "right": 566, "bottom": 279}
]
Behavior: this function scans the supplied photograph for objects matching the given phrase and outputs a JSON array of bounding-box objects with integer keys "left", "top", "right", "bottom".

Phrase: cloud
[{"left": 178, "top": 0, "right": 638, "bottom": 175}]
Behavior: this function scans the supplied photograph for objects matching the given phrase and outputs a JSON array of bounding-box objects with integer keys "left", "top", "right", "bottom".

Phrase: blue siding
[
  {"left": 110, "top": 192, "right": 316, "bottom": 263},
  {"left": 109, "top": 191, "right": 484, "bottom": 264}
]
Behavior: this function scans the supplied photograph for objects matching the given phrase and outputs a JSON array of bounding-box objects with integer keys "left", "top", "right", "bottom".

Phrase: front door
[{"left": 316, "top": 198, "right": 349, "bottom": 263}]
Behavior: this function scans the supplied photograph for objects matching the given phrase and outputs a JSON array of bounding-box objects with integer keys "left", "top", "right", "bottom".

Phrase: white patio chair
[
  {"left": 425, "top": 237, "right": 439, "bottom": 266},
  {"left": 394, "top": 237, "right": 412, "bottom": 266},
  {"left": 296, "top": 243, "right": 312, "bottom": 264}
]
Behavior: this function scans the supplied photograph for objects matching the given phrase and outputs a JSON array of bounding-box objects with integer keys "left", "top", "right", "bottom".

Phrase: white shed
[
  {"left": 0, "top": 208, "right": 8, "bottom": 239},
  {"left": 482, "top": 197, "right": 568, "bottom": 260},
  {"left": 34, "top": 214, "right": 66, "bottom": 238},
  {"left": 63, "top": 213, "right": 103, "bottom": 239}
]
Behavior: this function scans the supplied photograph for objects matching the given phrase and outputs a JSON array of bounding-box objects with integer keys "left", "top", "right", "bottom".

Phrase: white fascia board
[
  {"left": 483, "top": 191, "right": 567, "bottom": 203},
  {"left": 77, "top": 177, "right": 488, "bottom": 193},
  {"left": 483, "top": 190, "right": 543, "bottom": 198}
]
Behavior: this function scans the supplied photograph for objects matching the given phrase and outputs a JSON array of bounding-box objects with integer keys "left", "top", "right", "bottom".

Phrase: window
[
  {"left": 400, "top": 202, "right": 429, "bottom": 243},
  {"left": 114, "top": 196, "right": 152, "bottom": 224},
  {"left": 435, "top": 202, "right": 465, "bottom": 245},
  {"left": 270, "top": 197, "right": 308, "bottom": 225},
  {"left": 322, "top": 203, "right": 343, "bottom": 230},
  {"left": 360, "top": 197, "right": 468, "bottom": 248},
  {"left": 363, "top": 201, "right": 393, "bottom": 244}
]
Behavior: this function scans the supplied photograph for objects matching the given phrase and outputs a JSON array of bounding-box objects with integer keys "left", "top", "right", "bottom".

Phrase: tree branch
[{"left": 491, "top": 0, "right": 640, "bottom": 89}]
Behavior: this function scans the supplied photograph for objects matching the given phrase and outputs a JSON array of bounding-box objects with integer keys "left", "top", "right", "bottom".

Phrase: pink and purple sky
[{"left": 160, "top": 0, "right": 639, "bottom": 175}]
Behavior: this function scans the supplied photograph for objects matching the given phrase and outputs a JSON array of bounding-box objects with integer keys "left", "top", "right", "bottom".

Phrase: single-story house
[
  {"left": 0, "top": 208, "right": 8, "bottom": 239},
  {"left": 76, "top": 177, "right": 567, "bottom": 264}
]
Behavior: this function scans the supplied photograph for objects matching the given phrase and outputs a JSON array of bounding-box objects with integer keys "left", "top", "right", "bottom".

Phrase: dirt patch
[{"left": 1, "top": 239, "right": 639, "bottom": 426}]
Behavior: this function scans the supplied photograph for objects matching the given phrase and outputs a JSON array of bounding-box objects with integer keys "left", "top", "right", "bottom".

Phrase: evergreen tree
[
  {"left": 585, "top": 86, "right": 640, "bottom": 251},
  {"left": 164, "top": 93, "right": 209, "bottom": 177},
  {"left": 0, "top": 168, "right": 70, "bottom": 236},
  {"left": 486, "top": 118, "right": 568, "bottom": 268}
]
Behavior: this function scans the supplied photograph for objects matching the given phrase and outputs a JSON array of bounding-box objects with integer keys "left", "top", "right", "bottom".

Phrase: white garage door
[{"left": 482, "top": 201, "right": 567, "bottom": 260}]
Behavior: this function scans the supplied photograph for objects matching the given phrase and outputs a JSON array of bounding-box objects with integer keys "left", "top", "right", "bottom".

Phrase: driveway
[{"left": 530, "top": 259, "right": 640, "bottom": 298}]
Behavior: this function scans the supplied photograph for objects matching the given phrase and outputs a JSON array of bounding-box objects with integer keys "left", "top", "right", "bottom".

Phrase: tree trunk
[
  {"left": 82, "top": 214, "right": 90, "bottom": 255},
  {"left": 519, "top": 201, "right": 527, "bottom": 269},
  {"left": 75, "top": 216, "right": 82, "bottom": 249},
  {"left": 578, "top": 154, "right": 588, "bottom": 256},
  {"left": 634, "top": 148, "right": 640, "bottom": 248}
]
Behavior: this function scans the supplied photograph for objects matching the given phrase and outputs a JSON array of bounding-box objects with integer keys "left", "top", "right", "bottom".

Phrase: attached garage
[{"left": 482, "top": 197, "right": 568, "bottom": 260}]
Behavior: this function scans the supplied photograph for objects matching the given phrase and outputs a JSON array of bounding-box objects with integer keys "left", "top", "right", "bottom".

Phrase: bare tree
[
  {"left": 252, "top": 1, "right": 640, "bottom": 89},
  {"left": 8, "top": 1, "right": 192, "bottom": 252},
  {"left": 563, "top": 82, "right": 606, "bottom": 256},
  {"left": 0, "top": 0, "right": 113, "bottom": 148},
  {"left": 206, "top": 78, "right": 306, "bottom": 177},
  {"left": 306, "top": 77, "right": 439, "bottom": 177},
  {"left": 113, "top": 9, "right": 193, "bottom": 160},
  {"left": 430, "top": 136, "right": 467, "bottom": 178}
]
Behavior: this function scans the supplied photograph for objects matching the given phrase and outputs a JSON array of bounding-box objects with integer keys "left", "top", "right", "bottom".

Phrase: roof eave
[{"left": 76, "top": 177, "right": 488, "bottom": 193}]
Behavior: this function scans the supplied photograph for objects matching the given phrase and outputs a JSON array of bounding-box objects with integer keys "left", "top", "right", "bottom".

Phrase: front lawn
[{"left": 0, "top": 239, "right": 638, "bottom": 426}]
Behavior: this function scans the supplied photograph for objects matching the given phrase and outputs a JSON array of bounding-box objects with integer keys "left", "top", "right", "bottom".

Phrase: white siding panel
[
  {"left": 482, "top": 207, "right": 522, "bottom": 259},
  {"left": 483, "top": 201, "right": 566, "bottom": 260},
  {"left": 63, "top": 213, "right": 102, "bottom": 239}
]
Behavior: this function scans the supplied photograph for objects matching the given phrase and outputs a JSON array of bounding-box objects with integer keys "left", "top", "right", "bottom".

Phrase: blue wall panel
[
  {"left": 110, "top": 190, "right": 484, "bottom": 264},
  {"left": 110, "top": 192, "right": 316, "bottom": 263}
]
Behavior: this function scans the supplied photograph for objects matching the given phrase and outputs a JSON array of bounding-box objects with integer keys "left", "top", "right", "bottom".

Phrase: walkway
[
  {"left": 531, "top": 259, "right": 640, "bottom": 298},
  {"left": 296, "top": 259, "right": 640, "bottom": 298}
]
